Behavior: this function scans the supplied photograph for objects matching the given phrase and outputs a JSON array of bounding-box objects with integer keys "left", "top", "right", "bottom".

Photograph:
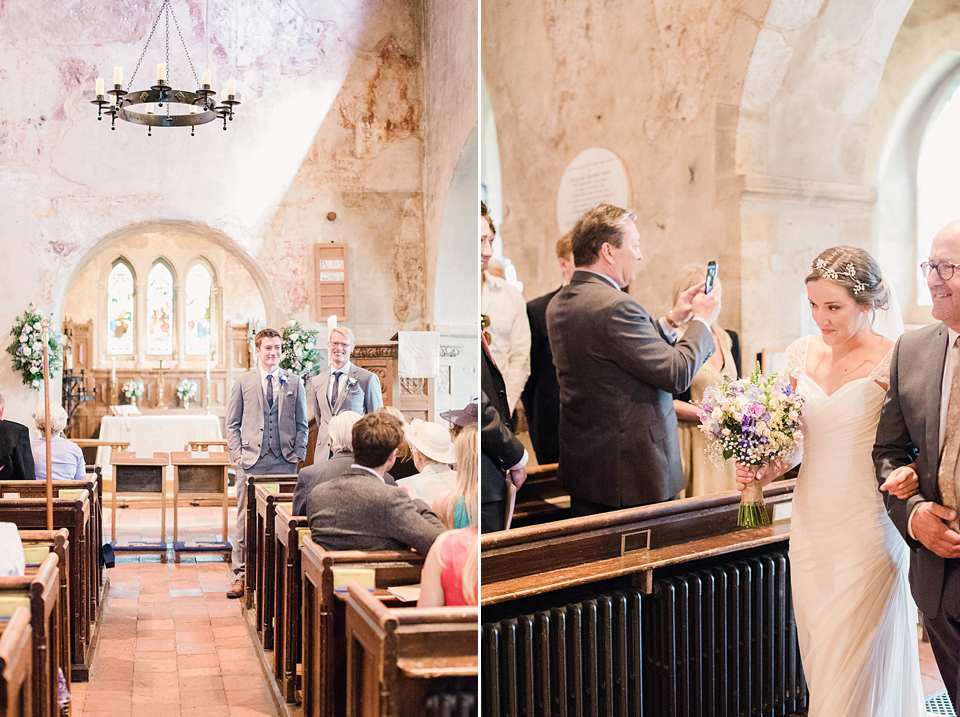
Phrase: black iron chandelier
[{"left": 91, "top": 0, "right": 239, "bottom": 135}]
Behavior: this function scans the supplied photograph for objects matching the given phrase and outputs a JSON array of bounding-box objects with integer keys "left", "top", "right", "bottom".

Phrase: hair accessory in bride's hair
[{"left": 813, "top": 259, "right": 866, "bottom": 294}]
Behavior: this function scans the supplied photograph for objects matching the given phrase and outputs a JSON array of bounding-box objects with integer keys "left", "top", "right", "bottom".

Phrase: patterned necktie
[
  {"left": 938, "top": 336, "right": 960, "bottom": 531},
  {"left": 266, "top": 374, "right": 274, "bottom": 409},
  {"left": 330, "top": 371, "right": 342, "bottom": 409}
]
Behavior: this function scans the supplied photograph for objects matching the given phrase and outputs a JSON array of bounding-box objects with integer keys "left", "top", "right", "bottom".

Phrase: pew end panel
[
  {"left": 244, "top": 474, "right": 297, "bottom": 612},
  {"left": 0, "top": 607, "right": 33, "bottom": 717}
]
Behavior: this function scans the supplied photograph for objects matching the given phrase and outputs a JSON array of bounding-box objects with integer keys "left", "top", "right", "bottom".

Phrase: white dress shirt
[
  {"left": 481, "top": 271, "right": 531, "bottom": 413},
  {"left": 350, "top": 463, "right": 385, "bottom": 484}
]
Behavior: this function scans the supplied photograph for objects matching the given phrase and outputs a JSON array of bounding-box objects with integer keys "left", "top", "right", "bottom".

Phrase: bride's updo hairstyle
[{"left": 804, "top": 245, "right": 889, "bottom": 311}]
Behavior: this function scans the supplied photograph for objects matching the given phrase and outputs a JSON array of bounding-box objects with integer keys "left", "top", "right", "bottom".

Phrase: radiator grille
[{"left": 482, "top": 548, "right": 807, "bottom": 717}]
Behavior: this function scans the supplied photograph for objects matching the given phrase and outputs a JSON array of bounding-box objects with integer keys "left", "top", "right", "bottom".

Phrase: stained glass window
[
  {"left": 147, "top": 262, "right": 173, "bottom": 354},
  {"left": 185, "top": 263, "right": 212, "bottom": 355},
  {"left": 107, "top": 261, "right": 135, "bottom": 355}
]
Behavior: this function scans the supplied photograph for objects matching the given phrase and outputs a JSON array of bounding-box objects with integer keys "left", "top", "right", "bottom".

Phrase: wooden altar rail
[
  {"left": 272, "top": 504, "right": 308, "bottom": 703},
  {"left": 0, "top": 607, "right": 32, "bottom": 717},
  {"left": 1, "top": 474, "right": 105, "bottom": 623},
  {"left": 482, "top": 481, "right": 796, "bottom": 605},
  {"left": 73, "top": 440, "right": 129, "bottom": 470},
  {"left": 0, "top": 553, "right": 61, "bottom": 717},
  {"left": 0, "top": 492, "right": 93, "bottom": 681},
  {"left": 244, "top": 477, "right": 296, "bottom": 615},
  {"left": 299, "top": 537, "right": 424, "bottom": 717},
  {"left": 344, "top": 583, "right": 478, "bottom": 717}
]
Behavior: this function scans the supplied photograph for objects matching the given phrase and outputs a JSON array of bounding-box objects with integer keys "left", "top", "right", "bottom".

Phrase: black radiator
[{"left": 482, "top": 548, "right": 807, "bottom": 717}]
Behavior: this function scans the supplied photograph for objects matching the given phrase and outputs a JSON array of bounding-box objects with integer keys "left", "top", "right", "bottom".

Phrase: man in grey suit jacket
[
  {"left": 874, "top": 221, "right": 960, "bottom": 707},
  {"left": 546, "top": 204, "right": 721, "bottom": 516},
  {"left": 225, "top": 328, "right": 308, "bottom": 597},
  {"left": 306, "top": 412, "right": 444, "bottom": 555},
  {"left": 309, "top": 326, "right": 383, "bottom": 461}
]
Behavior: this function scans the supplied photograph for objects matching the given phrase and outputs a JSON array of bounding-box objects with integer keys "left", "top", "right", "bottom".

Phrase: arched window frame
[
  {"left": 105, "top": 257, "right": 137, "bottom": 358},
  {"left": 183, "top": 257, "right": 218, "bottom": 358},
  {"left": 145, "top": 257, "right": 177, "bottom": 358}
]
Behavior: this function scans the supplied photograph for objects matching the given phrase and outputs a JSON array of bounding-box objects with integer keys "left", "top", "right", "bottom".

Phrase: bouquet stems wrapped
[{"left": 697, "top": 363, "right": 804, "bottom": 527}]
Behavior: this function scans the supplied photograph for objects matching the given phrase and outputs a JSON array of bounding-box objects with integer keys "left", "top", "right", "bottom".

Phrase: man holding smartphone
[{"left": 546, "top": 204, "right": 721, "bottom": 516}]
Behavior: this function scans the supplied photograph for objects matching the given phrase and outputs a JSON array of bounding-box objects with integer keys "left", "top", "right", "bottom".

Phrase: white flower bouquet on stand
[
  {"left": 122, "top": 379, "right": 144, "bottom": 405},
  {"left": 697, "top": 364, "right": 804, "bottom": 527},
  {"left": 6, "top": 304, "right": 64, "bottom": 389},
  {"left": 177, "top": 379, "right": 198, "bottom": 407}
]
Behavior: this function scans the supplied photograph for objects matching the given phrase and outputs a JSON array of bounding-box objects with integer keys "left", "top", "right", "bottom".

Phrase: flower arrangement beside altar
[
  {"left": 6, "top": 304, "right": 64, "bottom": 389},
  {"left": 177, "top": 379, "right": 198, "bottom": 407},
  {"left": 697, "top": 364, "right": 804, "bottom": 527},
  {"left": 281, "top": 320, "right": 321, "bottom": 378},
  {"left": 123, "top": 379, "right": 144, "bottom": 405}
]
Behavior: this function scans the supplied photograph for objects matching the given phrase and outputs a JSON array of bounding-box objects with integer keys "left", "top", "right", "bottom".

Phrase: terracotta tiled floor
[{"left": 70, "top": 503, "right": 279, "bottom": 717}]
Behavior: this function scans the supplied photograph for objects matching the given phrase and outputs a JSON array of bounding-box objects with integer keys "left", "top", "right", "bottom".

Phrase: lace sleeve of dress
[
  {"left": 779, "top": 336, "right": 810, "bottom": 381},
  {"left": 869, "top": 346, "right": 893, "bottom": 385}
]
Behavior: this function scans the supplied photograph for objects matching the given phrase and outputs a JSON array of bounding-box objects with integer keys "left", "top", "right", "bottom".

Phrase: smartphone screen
[{"left": 705, "top": 261, "right": 718, "bottom": 294}]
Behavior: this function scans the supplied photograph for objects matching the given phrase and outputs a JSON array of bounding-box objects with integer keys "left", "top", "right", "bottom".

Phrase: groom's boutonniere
[
  {"left": 345, "top": 377, "right": 358, "bottom": 390},
  {"left": 278, "top": 370, "right": 289, "bottom": 386}
]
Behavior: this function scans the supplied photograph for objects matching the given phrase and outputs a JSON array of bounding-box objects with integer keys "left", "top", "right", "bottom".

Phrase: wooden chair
[
  {"left": 344, "top": 583, "right": 478, "bottom": 717},
  {"left": 109, "top": 452, "right": 168, "bottom": 546},
  {"left": 0, "top": 553, "right": 61, "bottom": 717},
  {"left": 169, "top": 451, "right": 231, "bottom": 557},
  {"left": 0, "top": 607, "right": 32, "bottom": 717},
  {"left": 244, "top": 474, "right": 297, "bottom": 612},
  {"left": 272, "top": 503, "right": 309, "bottom": 702},
  {"left": 299, "top": 537, "right": 425, "bottom": 717},
  {"left": 0, "top": 493, "right": 91, "bottom": 681}
]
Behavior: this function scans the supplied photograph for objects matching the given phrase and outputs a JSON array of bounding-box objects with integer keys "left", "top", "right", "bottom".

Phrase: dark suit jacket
[
  {"left": 306, "top": 466, "right": 445, "bottom": 555},
  {"left": 546, "top": 270, "right": 715, "bottom": 509},
  {"left": 874, "top": 322, "right": 952, "bottom": 619},
  {"left": 481, "top": 344, "right": 524, "bottom": 532},
  {"left": 294, "top": 450, "right": 396, "bottom": 515},
  {"left": 675, "top": 329, "right": 742, "bottom": 403},
  {"left": 521, "top": 287, "right": 562, "bottom": 464},
  {"left": 0, "top": 420, "right": 34, "bottom": 481}
]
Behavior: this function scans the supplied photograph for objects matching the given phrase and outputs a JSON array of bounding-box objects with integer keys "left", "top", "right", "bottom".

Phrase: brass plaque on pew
[
  {"left": 620, "top": 529, "right": 650, "bottom": 556},
  {"left": 115, "top": 466, "right": 163, "bottom": 493},
  {"left": 178, "top": 466, "right": 224, "bottom": 493}
]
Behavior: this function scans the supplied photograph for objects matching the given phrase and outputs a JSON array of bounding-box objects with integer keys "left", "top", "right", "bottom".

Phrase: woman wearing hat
[{"left": 395, "top": 420, "right": 457, "bottom": 506}]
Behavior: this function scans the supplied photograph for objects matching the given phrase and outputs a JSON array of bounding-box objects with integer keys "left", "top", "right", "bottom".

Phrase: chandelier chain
[
  {"left": 127, "top": 0, "right": 168, "bottom": 91},
  {"left": 170, "top": 3, "right": 201, "bottom": 89},
  {"left": 165, "top": 2, "right": 170, "bottom": 116}
]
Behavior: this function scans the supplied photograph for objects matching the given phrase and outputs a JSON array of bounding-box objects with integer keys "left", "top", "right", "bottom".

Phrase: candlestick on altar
[
  {"left": 40, "top": 320, "right": 53, "bottom": 530},
  {"left": 205, "top": 358, "right": 212, "bottom": 414},
  {"left": 158, "top": 359, "right": 166, "bottom": 409}
]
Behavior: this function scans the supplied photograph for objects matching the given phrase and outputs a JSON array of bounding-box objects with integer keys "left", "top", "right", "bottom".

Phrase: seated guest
[
  {"left": 439, "top": 399, "right": 479, "bottom": 439},
  {"left": 377, "top": 406, "right": 417, "bottom": 479},
  {"left": 31, "top": 403, "right": 85, "bottom": 481},
  {"left": 306, "top": 412, "right": 445, "bottom": 555},
  {"left": 292, "top": 411, "right": 362, "bottom": 516},
  {"left": 417, "top": 525, "right": 478, "bottom": 607},
  {"left": 670, "top": 264, "right": 741, "bottom": 497},
  {"left": 0, "top": 391, "right": 36, "bottom": 481},
  {"left": 396, "top": 420, "right": 457, "bottom": 506},
  {"left": 433, "top": 424, "right": 477, "bottom": 529}
]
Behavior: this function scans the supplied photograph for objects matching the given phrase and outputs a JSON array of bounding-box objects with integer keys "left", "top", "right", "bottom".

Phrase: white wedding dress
[{"left": 784, "top": 336, "right": 926, "bottom": 717}]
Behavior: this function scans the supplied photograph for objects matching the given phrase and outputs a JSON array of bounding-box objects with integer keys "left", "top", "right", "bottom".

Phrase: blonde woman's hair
[
  {"left": 35, "top": 403, "right": 68, "bottom": 435},
  {"left": 443, "top": 424, "right": 478, "bottom": 527},
  {"left": 376, "top": 406, "right": 411, "bottom": 461}
]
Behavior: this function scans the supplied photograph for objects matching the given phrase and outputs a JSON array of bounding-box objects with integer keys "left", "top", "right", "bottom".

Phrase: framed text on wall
[{"left": 314, "top": 243, "right": 349, "bottom": 322}]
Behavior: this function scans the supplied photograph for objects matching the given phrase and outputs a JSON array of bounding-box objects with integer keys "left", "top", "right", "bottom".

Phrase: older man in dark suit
[
  {"left": 0, "top": 391, "right": 34, "bottom": 481},
  {"left": 546, "top": 204, "right": 721, "bottom": 516},
  {"left": 306, "top": 412, "right": 444, "bottom": 554}
]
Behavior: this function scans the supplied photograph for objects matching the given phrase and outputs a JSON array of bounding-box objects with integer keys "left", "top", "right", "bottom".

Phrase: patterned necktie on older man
[{"left": 938, "top": 336, "right": 960, "bottom": 532}]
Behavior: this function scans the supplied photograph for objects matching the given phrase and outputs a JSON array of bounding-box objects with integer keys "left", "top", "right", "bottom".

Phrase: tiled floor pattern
[{"left": 70, "top": 503, "right": 280, "bottom": 717}]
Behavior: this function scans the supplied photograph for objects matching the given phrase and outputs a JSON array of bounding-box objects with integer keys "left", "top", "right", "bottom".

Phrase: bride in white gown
[{"left": 738, "top": 246, "right": 927, "bottom": 717}]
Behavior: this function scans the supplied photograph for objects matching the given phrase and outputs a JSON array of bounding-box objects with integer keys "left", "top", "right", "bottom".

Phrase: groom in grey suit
[
  {"left": 874, "top": 221, "right": 960, "bottom": 708},
  {"left": 546, "top": 204, "right": 721, "bottom": 516},
  {"left": 309, "top": 326, "right": 383, "bottom": 461},
  {"left": 226, "top": 328, "right": 308, "bottom": 597}
]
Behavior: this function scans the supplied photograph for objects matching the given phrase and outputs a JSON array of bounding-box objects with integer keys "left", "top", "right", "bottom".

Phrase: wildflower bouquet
[
  {"left": 123, "top": 379, "right": 144, "bottom": 402},
  {"left": 6, "top": 304, "right": 63, "bottom": 389},
  {"left": 280, "top": 321, "right": 322, "bottom": 378},
  {"left": 177, "top": 379, "right": 198, "bottom": 402},
  {"left": 698, "top": 363, "right": 804, "bottom": 526}
]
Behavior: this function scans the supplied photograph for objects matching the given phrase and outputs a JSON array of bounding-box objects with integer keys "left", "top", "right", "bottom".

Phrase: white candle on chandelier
[
  {"left": 201, "top": 69, "right": 211, "bottom": 87},
  {"left": 114, "top": 66, "right": 122, "bottom": 86},
  {"left": 190, "top": 105, "right": 198, "bottom": 114},
  {"left": 157, "top": 62, "right": 166, "bottom": 82},
  {"left": 95, "top": 77, "right": 104, "bottom": 97},
  {"left": 146, "top": 103, "right": 154, "bottom": 114},
  {"left": 227, "top": 77, "right": 236, "bottom": 96},
  {"left": 220, "top": 89, "right": 228, "bottom": 104},
  {"left": 108, "top": 94, "right": 117, "bottom": 107}
]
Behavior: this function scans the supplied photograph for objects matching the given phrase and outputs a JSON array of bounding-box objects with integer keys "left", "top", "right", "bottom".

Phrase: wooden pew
[
  {"left": 243, "top": 474, "right": 297, "bottom": 612},
  {"left": 481, "top": 482, "right": 803, "bottom": 717},
  {"left": 0, "top": 492, "right": 93, "bottom": 681},
  {"left": 272, "top": 503, "right": 309, "bottom": 702},
  {"left": 251, "top": 482, "right": 296, "bottom": 648},
  {"left": 0, "top": 607, "right": 33, "bottom": 717},
  {"left": 0, "top": 553, "right": 61, "bottom": 717},
  {"left": 344, "top": 583, "right": 478, "bottom": 717},
  {"left": 299, "top": 536, "right": 425, "bottom": 717},
  {"left": 509, "top": 463, "right": 568, "bottom": 528}
]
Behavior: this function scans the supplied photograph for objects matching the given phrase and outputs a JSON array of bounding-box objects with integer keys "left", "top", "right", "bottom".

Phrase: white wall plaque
[{"left": 556, "top": 148, "right": 630, "bottom": 233}]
